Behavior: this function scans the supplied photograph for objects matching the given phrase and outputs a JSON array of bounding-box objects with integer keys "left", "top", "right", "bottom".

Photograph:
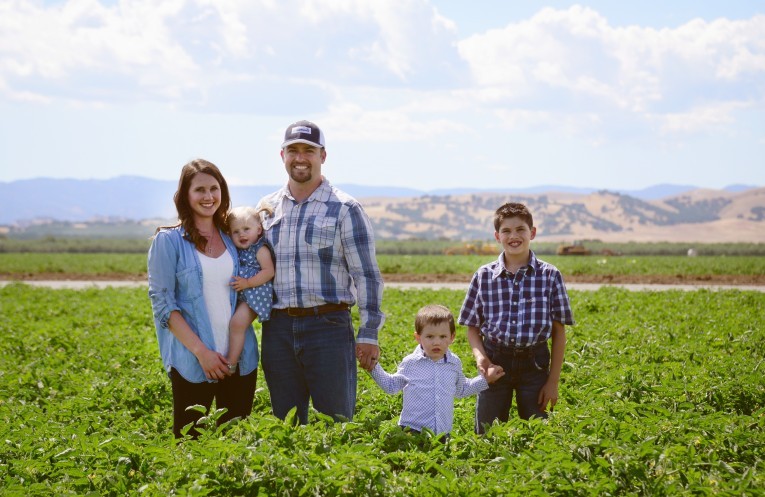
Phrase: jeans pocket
[{"left": 532, "top": 345, "right": 550, "bottom": 371}]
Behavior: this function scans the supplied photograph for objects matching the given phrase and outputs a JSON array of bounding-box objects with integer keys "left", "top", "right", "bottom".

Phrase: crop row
[
  {"left": 1, "top": 285, "right": 763, "bottom": 495},
  {"left": 2, "top": 253, "right": 765, "bottom": 279},
  {"left": 3, "top": 237, "right": 765, "bottom": 256}
]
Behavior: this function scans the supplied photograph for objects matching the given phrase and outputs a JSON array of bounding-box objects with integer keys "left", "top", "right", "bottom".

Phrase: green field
[
  {"left": 1, "top": 285, "right": 763, "bottom": 495},
  {"left": 2, "top": 252, "right": 765, "bottom": 279}
]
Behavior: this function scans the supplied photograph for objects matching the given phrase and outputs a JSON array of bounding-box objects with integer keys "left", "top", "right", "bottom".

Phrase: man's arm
[{"left": 341, "top": 202, "right": 385, "bottom": 370}]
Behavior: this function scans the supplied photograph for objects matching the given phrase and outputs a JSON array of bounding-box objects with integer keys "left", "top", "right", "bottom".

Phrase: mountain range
[{"left": 2, "top": 177, "right": 763, "bottom": 242}]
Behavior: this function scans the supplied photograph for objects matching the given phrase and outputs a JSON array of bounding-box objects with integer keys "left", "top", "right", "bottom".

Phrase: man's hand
[{"left": 356, "top": 343, "right": 379, "bottom": 372}]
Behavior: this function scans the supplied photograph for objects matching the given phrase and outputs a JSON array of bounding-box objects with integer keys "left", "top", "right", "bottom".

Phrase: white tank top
[{"left": 198, "top": 250, "right": 234, "bottom": 355}]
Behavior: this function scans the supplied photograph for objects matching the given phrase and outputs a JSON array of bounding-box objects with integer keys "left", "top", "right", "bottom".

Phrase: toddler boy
[
  {"left": 369, "top": 304, "right": 504, "bottom": 436},
  {"left": 458, "top": 202, "right": 574, "bottom": 434}
]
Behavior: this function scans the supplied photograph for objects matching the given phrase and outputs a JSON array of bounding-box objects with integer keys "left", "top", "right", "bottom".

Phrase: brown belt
[{"left": 273, "top": 303, "right": 350, "bottom": 317}]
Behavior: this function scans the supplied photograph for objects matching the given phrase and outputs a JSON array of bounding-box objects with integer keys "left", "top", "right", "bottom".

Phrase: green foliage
[
  {"left": 1, "top": 285, "right": 764, "bottom": 495},
  {"left": 378, "top": 254, "right": 765, "bottom": 277},
  {"left": 3, "top": 252, "right": 765, "bottom": 279}
]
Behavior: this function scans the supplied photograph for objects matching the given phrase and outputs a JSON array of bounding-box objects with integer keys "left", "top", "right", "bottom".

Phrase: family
[{"left": 147, "top": 120, "right": 574, "bottom": 439}]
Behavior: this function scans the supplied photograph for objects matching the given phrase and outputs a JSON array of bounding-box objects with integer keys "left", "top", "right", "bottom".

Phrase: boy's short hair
[
  {"left": 415, "top": 304, "right": 456, "bottom": 335},
  {"left": 494, "top": 202, "right": 534, "bottom": 231}
]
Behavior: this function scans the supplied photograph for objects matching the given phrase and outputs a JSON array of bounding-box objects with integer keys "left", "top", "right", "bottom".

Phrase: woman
[{"left": 148, "top": 159, "right": 258, "bottom": 438}]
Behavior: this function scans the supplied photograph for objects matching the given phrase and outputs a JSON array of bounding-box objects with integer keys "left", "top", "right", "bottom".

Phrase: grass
[{"left": 2, "top": 252, "right": 765, "bottom": 279}]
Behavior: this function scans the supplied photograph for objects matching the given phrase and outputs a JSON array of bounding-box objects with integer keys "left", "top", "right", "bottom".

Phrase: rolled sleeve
[
  {"left": 342, "top": 203, "right": 385, "bottom": 344},
  {"left": 549, "top": 271, "right": 575, "bottom": 326},
  {"left": 147, "top": 231, "right": 181, "bottom": 328}
]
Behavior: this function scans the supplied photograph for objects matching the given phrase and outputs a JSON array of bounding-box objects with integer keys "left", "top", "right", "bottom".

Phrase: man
[{"left": 259, "top": 119, "right": 385, "bottom": 423}]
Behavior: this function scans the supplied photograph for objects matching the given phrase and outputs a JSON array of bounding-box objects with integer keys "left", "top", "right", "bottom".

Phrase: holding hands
[
  {"left": 356, "top": 343, "right": 379, "bottom": 372},
  {"left": 479, "top": 361, "right": 505, "bottom": 384}
]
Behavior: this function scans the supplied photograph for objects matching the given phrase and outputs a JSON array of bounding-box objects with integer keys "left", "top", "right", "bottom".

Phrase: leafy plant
[{"left": 0, "top": 285, "right": 763, "bottom": 495}]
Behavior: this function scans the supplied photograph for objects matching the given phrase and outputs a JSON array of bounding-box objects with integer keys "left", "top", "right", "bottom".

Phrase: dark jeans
[
  {"left": 170, "top": 367, "right": 257, "bottom": 438},
  {"left": 475, "top": 341, "right": 550, "bottom": 434},
  {"left": 262, "top": 310, "right": 356, "bottom": 424}
]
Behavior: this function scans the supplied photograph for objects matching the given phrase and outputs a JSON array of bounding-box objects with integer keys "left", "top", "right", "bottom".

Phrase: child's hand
[
  {"left": 483, "top": 363, "right": 505, "bottom": 384},
  {"left": 230, "top": 276, "right": 250, "bottom": 291}
]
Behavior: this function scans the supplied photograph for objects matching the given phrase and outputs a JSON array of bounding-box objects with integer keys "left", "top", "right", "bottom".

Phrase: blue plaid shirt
[
  {"left": 458, "top": 251, "right": 574, "bottom": 347},
  {"left": 260, "top": 178, "right": 385, "bottom": 344}
]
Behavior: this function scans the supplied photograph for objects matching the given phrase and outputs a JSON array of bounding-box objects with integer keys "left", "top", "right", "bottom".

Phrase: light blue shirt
[
  {"left": 147, "top": 226, "right": 259, "bottom": 383},
  {"left": 260, "top": 178, "right": 385, "bottom": 344},
  {"left": 370, "top": 345, "right": 488, "bottom": 434}
]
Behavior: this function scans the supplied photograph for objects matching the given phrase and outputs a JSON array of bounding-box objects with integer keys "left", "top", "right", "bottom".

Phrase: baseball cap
[{"left": 281, "top": 120, "right": 325, "bottom": 149}]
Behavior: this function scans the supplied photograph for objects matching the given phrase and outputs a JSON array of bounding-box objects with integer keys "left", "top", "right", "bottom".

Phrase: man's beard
[{"left": 289, "top": 166, "right": 312, "bottom": 183}]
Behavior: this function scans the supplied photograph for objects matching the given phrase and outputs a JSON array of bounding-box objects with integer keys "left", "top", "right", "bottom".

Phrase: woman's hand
[{"left": 197, "top": 348, "right": 233, "bottom": 380}]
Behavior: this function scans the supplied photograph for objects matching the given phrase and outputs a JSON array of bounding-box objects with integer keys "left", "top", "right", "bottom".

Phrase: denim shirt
[{"left": 148, "top": 226, "right": 259, "bottom": 383}]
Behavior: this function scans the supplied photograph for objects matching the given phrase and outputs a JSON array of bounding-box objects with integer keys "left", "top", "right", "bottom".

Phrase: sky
[{"left": 0, "top": 0, "right": 763, "bottom": 191}]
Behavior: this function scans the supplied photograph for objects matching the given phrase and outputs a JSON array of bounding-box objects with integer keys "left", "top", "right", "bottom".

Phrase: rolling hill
[{"left": 1, "top": 177, "right": 763, "bottom": 242}]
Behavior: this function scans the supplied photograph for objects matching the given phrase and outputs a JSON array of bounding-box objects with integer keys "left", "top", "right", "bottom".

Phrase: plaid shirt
[
  {"left": 370, "top": 345, "right": 488, "bottom": 435},
  {"left": 260, "top": 178, "right": 385, "bottom": 344},
  {"left": 458, "top": 251, "right": 574, "bottom": 347}
]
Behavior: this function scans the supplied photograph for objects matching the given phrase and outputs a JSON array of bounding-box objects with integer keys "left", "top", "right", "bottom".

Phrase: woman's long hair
[{"left": 156, "top": 159, "right": 231, "bottom": 252}]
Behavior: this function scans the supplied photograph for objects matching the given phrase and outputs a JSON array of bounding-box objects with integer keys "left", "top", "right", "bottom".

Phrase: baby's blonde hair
[{"left": 227, "top": 204, "right": 273, "bottom": 232}]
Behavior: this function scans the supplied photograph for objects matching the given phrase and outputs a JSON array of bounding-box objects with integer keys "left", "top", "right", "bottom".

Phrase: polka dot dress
[{"left": 237, "top": 237, "right": 274, "bottom": 322}]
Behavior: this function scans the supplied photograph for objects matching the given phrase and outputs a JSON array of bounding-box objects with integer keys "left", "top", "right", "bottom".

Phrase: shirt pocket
[
  {"left": 176, "top": 265, "right": 202, "bottom": 302},
  {"left": 519, "top": 296, "right": 549, "bottom": 335},
  {"left": 305, "top": 216, "right": 337, "bottom": 248}
]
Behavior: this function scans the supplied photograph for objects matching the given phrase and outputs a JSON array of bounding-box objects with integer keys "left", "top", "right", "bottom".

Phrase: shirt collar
[
  {"left": 491, "top": 250, "right": 538, "bottom": 279},
  {"left": 280, "top": 176, "right": 332, "bottom": 203}
]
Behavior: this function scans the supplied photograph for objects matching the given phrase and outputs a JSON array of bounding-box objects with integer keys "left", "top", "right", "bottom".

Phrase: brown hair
[
  {"left": 414, "top": 304, "right": 455, "bottom": 335},
  {"left": 156, "top": 159, "right": 231, "bottom": 252},
  {"left": 493, "top": 202, "right": 533, "bottom": 231}
]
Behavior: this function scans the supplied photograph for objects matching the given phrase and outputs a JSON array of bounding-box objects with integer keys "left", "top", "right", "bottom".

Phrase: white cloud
[
  {"left": 657, "top": 100, "right": 752, "bottom": 134},
  {"left": 0, "top": 0, "right": 461, "bottom": 106},
  {"left": 456, "top": 6, "right": 765, "bottom": 134},
  {"left": 321, "top": 102, "right": 467, "bottom": 143}
]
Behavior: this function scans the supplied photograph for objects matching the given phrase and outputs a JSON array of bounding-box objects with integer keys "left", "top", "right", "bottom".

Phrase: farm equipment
[
  {"left": 556, "top": 241, "right": 591, "bottom": 256},
  {"left": 444, "top": 242, "right": 497, "bottom": 255}
]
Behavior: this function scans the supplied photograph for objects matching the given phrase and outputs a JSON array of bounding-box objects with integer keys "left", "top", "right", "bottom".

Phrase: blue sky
[{"left": 0, "top": 0, "right": 763, "bottom": 190}]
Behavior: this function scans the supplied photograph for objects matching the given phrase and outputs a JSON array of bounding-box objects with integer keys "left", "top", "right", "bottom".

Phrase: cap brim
[{"left": 281, "top": 138, "right": 324, "bottom": 148}]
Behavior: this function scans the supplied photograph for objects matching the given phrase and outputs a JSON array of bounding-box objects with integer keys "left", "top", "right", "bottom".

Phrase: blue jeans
[
  {"left": 262, "top": 310, "right": 357, "bottom": 423},
  {"left": 475, "top": 340, "right": 550, "bottom": 434}
]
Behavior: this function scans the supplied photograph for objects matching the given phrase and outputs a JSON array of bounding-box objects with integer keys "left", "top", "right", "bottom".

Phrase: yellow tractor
[{"left": 556, "top": 241, "right": 591, "bottom": 256}]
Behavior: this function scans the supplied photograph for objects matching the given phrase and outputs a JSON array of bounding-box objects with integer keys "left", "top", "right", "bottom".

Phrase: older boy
[
  {"left": 458, "top": 202, "right": 574, "bottom": 434},
  {"left": 368, "top": 304, "right": 504, "bottom": 436}
]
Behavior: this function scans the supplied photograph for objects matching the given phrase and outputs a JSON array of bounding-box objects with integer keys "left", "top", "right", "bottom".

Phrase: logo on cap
[{"left": 291, "top": 126, "right": 312, "bottom": 135}]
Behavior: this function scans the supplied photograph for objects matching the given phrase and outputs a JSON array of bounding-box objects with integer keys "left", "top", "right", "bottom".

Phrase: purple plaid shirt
[{"left": 458, "top": 251, "right": 574, "bottom": 347}]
